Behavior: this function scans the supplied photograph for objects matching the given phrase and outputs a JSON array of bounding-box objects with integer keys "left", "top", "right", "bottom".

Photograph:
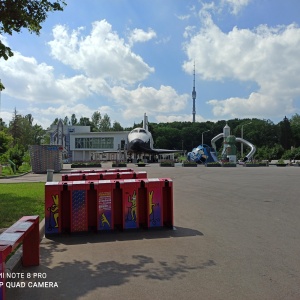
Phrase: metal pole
[
  {"left": 202, "top": 130, "right": 210, "bottom": 145},
  {"left": 241, "top": 122, "right": 252, "bottom": 158},
  {"left": 241, "top": 126, "right": 244, "bottom": 158}
]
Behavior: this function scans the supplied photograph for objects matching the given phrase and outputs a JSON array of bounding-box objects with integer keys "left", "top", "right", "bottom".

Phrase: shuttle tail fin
[{"left": 143, "top": 113, "right": 148, "bottom": 131}]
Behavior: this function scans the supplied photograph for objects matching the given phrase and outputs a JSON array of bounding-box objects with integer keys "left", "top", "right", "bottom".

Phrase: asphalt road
[{"left": 4, "top": 164, "right": 300, "bottom": 300}]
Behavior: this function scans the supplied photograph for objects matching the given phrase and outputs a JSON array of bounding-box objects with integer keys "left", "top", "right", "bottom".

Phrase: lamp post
[
  {"left": 241, "top": 122, "right": 252, "bottom": 158},
  {"left": 202, "top": 130, "right": 210, "bottom": 146}
]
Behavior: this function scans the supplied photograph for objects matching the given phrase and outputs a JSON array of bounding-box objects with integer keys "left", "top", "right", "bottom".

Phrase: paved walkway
[{"left": 3, "top": 164, "right": 300, "bottom": 299}]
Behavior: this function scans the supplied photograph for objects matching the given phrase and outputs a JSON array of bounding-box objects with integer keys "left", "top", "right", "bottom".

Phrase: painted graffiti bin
[
  {"left": 120, "top": 179, "right": 141, "bottom": 230},
  {"left": 45, "top": 181, "right": 72, "bottom": 235},
  {"left": 97, "top": 180, "right": 114, "bottom": 231},
  {"left": 45, "top": 177, "right": 174, "bottom": 236},
  {"left": 143, "top": 178, "right": 174, "bottom": 228}
]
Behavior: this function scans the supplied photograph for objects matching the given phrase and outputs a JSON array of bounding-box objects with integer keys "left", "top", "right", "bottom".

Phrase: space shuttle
[{"left": 127, "top": 113, "right": 180, "bottom": 154}]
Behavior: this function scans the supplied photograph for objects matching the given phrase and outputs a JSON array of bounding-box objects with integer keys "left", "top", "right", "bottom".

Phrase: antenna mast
[{"left": 192, "top": 62, "right": 196, "bottom": 122}]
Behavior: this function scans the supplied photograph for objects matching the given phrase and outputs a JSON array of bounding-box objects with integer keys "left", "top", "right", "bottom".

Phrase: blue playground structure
[{"left": 187, "top": 144, "right": 218, "bottom": 164}]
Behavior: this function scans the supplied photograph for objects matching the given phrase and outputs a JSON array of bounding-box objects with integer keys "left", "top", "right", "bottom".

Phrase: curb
[
  {"left": 5, "top": 218, "right": 45, "bottom": 273},
  {"left": 0, "top": 171, "right": 32, "bottom": 180}
]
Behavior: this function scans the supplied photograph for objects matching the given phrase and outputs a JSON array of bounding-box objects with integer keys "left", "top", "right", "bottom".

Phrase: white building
[
  {"left": 48, "top": 120, "right": 129, "bottom": 162},
  {"left": 70, "top": 131, "right": 129, "bottom": 162}
]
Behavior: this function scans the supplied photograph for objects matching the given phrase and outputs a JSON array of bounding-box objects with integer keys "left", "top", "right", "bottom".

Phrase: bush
[
  {"left": 160, "top": 160, "right": 174, "bottom": 167},
  {"left": 7, "top": 145, "right": 25, "bottom": 170},
  {"left": 282, "top": 147, "right": 300, "bottom": 160}
]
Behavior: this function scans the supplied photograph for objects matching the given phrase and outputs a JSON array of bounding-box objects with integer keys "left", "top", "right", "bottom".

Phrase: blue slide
[
  {"left": 187, "top": 144, "right": 218, "bottom": 164},
  {"left": 210, "top": 150, "right": 218, "bottom": 162}
]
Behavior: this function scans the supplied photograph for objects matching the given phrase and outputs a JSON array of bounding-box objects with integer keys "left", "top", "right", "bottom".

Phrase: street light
[
  {"left": 241, "top": 122, "right": 252, "bottom": 158},
  {"left": 202, "top": 130, "right": 210, "bottom": 145}
]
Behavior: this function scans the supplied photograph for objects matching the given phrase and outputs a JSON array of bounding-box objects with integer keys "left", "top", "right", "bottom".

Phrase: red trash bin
[
  {"left": 160, "top": 178, "right": 174, "bottom": 228},
  {"left": 70, "top": 181, "right": 88, "bottom": 232},
  {"left": 45, "top": 181, "right": 72, "bottom": 235},
  {"left": 144, "top": 178, "right": 164, "bottom": 228},
  {"left": 97, "top": 180, "right": 114, "bottom": 231},
  {"left": 120, "top": 179, "right": 141, "bottom": 229}
]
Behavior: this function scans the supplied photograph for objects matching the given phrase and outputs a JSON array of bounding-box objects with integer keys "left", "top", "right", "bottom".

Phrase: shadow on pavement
[{"left": 45, "top": 226, "right": 203, "bottom": 245}]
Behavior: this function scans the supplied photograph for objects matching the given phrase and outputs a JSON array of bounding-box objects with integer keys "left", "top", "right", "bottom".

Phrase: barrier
[
  {"left": 62, "top": 171, "right": 147, "bottom": 181},
  {"left": 62, "top": 173, "right": 83, "bottom": 181},
  {"left": 0, "top": 216, "right": 40, "bottom": 300},
  {"left": 70, "top": 168, "right": 133, "bottom": 173},
  {"left": 45, "top": 178, "right": 173, "bottom": 236}
]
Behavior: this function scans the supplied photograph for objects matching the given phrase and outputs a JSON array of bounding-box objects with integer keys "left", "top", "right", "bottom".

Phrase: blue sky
[{"left": 1, "top": 0, "right": 300, "bottom": 129}]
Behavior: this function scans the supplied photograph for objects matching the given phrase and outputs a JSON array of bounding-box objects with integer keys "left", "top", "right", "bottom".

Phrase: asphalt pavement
[{"left": 3, "top": 163, "right": 300, "bottom": 300}]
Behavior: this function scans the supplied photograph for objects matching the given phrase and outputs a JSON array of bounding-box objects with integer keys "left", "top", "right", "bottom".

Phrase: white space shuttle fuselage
[{"left": 127, "top": 113, "right": 179, "bottom": 154}]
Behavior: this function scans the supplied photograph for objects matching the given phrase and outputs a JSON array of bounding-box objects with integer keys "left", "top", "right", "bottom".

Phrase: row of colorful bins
[
  {"left": 70, "top": 168, "right": 133, "bottom": 173},
  {"left": 45, "top": 178, "right": 173, "bottom": 235},
  {"left": 62, "top": 171, "right": 147, "bottom": 181}
]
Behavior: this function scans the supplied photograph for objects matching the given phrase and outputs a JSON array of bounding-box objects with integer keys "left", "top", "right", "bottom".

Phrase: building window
[{"left": 75, "top": 137, "right": 114, "bottom": 149}]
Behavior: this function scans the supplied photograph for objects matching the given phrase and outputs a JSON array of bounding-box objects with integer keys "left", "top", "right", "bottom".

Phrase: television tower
[{"left": 192, "top": 62, "right": 196, "bottom": 122}]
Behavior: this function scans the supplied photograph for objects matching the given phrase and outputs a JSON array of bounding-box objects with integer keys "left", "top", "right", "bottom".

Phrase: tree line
[
  {"left": 149, "top": 115, "right": 300, "bottom": 161},
  {"left": 1, "top": 109, "right": 300, "bottom": 169}
]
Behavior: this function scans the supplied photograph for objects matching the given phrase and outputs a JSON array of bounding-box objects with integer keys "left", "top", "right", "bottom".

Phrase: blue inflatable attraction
[{"left": 187, "top": 144, "right": 218, "bottom": 164}]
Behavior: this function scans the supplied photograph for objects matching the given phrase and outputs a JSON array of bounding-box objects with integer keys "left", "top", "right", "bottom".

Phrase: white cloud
[
  {"left": 183, "top": 26, "right": 196, "bottom": 39},
  {"left": 0, "top": 19, "right": 163, "bottom": 128},
  {"left": 200, "top": 0, "right": 251, "bottom": 16},
  {"left": 110, "top": 85, "right": 189, "bottom": 121},
  {"left": 48, "top": 20, "right": 154, "bottom": 85},
  {"left": 155, "top": 36, "right": 171, "bottom": 45},
  {"left": 176, "top": 14, "right": 190, "bottom": 21},
  {"left": 0, "top": 52, "right": 90, "bottom": 103},
  {"left": 222, "top": 0, "right": 251, "bottom": 15},
  {"left": 128, "top": 28, "right": 157, "bottom": 46},
  {"left": 183, "top": 16, "right": 300, "bottom": 119}
]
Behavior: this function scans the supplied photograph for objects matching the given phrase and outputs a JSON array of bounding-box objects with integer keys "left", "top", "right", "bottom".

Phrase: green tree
[
  {"left": 0, "top": 117, "right": 7, "bottom": 130},
  {"left": 7, "top": 112, "right": 45, "bottom": 151},
  {"left": 270, "top": 144, "right": 285, "bottom": 160},
  {"left": 112, "top": 121, "right": 123, "bottom": 131},
  {"left": 0, "top": 130, "right": 13, "bottom": 155},
  {"left": 155, "top": 136, "right": 168, "bottom": 149},
  {"left": 18, "top": 114, "right": 33, "bottom": 148},
  {"left": 154, "top": 127, "right": 181, "bottom": 149},
  {"left": 8, "top": 108, "right": 22, "bottom": 146},
  {"left": 63, "top": 116, "right": 69, "bottom": 125},
  {"left": 0, "top": 0, "right": 66, "bottom": 90},
  {"left": 51, "top": 118, "right": 59, "bottom": 126},
  {"left": 79, "top": 117, "right": 91, "bottom": 126},
  {"left": 91, "top": 111, "right": 101, "bottom": 132},
  {"left": 70, "top": 114, "right": 77, "bottom": 125},
  {"left": 234, "top": 119, "right": 278, "bottom": 150},
  {"left": 31, "top": 124, "right": 45, "bottom": 145},
  {"left": 290, "top": 113, "right": 300, "bottom": 147},
  {"left": 279, "top": 116, "right": 293, "bottom": 150},
  {"left": 99, "top": 114, "right": 111, "bottom": 131}
]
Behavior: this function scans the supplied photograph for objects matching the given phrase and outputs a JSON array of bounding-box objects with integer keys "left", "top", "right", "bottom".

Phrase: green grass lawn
[
  {"left": 0, "top": 162, "right": 32, "bottom": 177},
  {"left": 0, "top": 182, "right": 45, "bottom": 228}
]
